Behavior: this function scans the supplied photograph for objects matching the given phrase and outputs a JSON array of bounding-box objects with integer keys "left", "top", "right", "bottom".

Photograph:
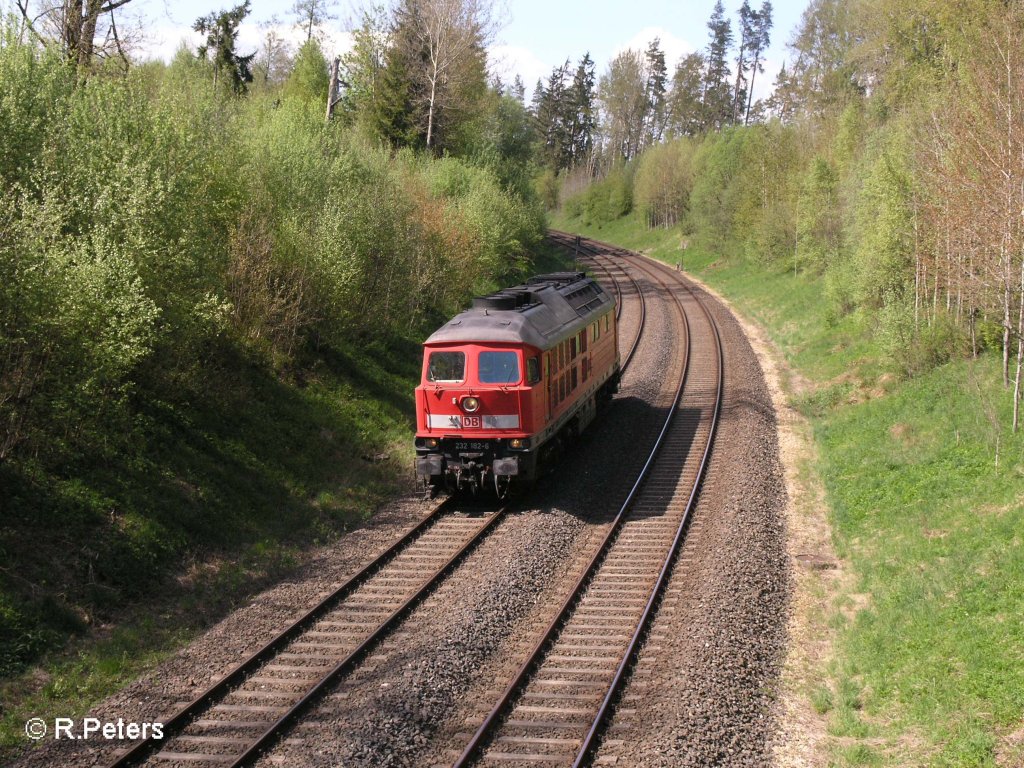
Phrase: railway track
[
  {"left": 107, "top": 498, "right": 511, "bottom": 768},
  {"left": 548, "top": 231, "right": 645, "bottom": 371},
  {"left": 105, "top": 239, "right": 653, "bottom": 768},
  {"left": 450, "top": 232, "right": 724, "bottom": 767}
]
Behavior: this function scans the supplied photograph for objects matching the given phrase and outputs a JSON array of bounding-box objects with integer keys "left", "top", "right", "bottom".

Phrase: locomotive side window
[
  {"left": 580, "top": 330, "right": 588, "bottom": 353},
  {"left": 427, "top": 351, "right": 465, "bottom": 382},
  {"left": 605, "top": 314, "right": 610, "bottom": 332},
  {"left": 570, "top": 337, "right": 578, "bottom": 359},
  {"left": 571, "top": 367, "right": 578, "bottom": 390},
  {"left": 527, "top": 357, "right": 540, "bottom": 384},
  {"left": 479, "top": 351, "right": 520, "bottom": 384}
]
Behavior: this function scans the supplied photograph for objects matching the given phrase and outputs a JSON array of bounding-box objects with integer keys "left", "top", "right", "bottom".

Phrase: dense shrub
[
  {"left": 560, "top": 163, "right": 634, "bottom": 227},
  {"left": 0, "top": 33, "right": 542, "bottom": 468}
]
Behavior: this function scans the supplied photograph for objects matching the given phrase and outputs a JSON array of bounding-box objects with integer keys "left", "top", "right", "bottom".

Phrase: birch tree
[
  {"left": 15, "top": 0, "right": 139, "bottom": 71},
  {"left": 396, "top": 0, "right": 495, "bottom": 150},
  {"left": 920, "top": 6, "right": 1024, "bottom": 430}
]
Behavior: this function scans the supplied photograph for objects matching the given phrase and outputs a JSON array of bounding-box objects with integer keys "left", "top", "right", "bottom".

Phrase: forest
[{"left": 548, "top": 0, "right": 1024, "bottom": 433}]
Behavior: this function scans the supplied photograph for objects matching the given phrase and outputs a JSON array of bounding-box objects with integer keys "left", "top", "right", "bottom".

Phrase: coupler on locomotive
[{"left": 415, "top": 437, "right": 534, "bottom": 499}]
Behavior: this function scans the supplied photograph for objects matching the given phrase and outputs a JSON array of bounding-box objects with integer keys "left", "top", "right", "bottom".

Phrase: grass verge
[
  {"left": 552, "top": 211, "right": 1024, "bottom": 767},
  {"left": 0, "top": 334, "right": 414, "bottom": 756}
]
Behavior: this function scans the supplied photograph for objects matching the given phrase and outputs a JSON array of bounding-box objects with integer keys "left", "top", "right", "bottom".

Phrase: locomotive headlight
[
  {"left": 509, "top": 438, "right": 526, "bottom": 449},
  {"left": 425, "top": 438, "right": 439, "bottom": 449},
  {"left": 461, "top": 396, "right": 480, "bottom": 413}
]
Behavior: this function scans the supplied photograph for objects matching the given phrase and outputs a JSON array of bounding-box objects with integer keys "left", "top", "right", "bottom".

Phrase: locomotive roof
[{"left": 424, "top": 272, "right": 614, "bottom": 349}]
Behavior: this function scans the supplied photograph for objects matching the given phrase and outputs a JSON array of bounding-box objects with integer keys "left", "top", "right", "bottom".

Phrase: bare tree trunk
[
  {"left": 1004, "top": 274, "right": 1012, "bottom": 386},
  {"left": 325, "top": 56, "right": 340, "bottom": 122},
  {"left": 744, "top": 50, "right": 759, "bottom": 125},
  {"left": 426, "top": 68, "right": 437, "bottom": 148},
  {"left": 78, "top": 5, "right": 99, "bottom": 70},
  {"left": 1014, "top": 253, "right": 1024, "bottom": 431}
]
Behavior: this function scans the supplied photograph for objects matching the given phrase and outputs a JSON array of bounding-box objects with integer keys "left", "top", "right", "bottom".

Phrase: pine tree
[
  {"left": 568, "top": 53, "right": 597, "bottom": 166},
  {"left": 339, "top": 6, "right": 388, "bottom": 129},
  {"left": 392, "top": 0, "right": 493, "bottom": 151},
  {"left": 732, "top": 0, "right": 756, "bottom": 122},
  {"left": 701, "top": 0, "right": 733, "bottom": 131},
  {"left": 667, "top": 51, "right": 705, "bottom": 136},
  {"left": 530, "top": 78, "right": 546, "bottom": 115},
  {"left": 511, "top": 74, "right": 526, "bottom": 104},
  {"left": 371, "top": 5, "right": 428, "bottom": 148},
  {"left": 643, "top": 38, "right": 668, "bottom": 147},
  {"left": 535, "top": 60, "right": 572, "bottom": 169},
  {"left": 194, "top": 1, "right": 256, "bottom": 94},
  {"left": 744, "top": 0, "right": 774, "bottom": 124}
]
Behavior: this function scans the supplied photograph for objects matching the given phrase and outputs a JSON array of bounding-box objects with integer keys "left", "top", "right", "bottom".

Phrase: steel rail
[
  {"left": 577, "top": 244, "right": 646, "bottom": 372},
  {"left": 546, "top": 230, "right": 645, "bottom": 373},
  {"left": 451, "top": 234, "right": 700, "bottom": 768},
  {"left": 546, "top": 232, "right": 624, "bottom": 323},
  {"left": 570, "top": 241, "right": 725, "bottom": 767},
  {"left": 108, "top": 497, "right": 512, "bottom": 768},
  {"left": 225, "top": 502, "right": 512, "bottom": 768}
]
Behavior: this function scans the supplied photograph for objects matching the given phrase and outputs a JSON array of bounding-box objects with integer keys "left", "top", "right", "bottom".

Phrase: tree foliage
[
  {"left": 0, "top": 21, "right": 543, "bottom": 474},
  {"left": 194, "top": 0, "right": 256, "bottom": 94},
  {"left": 557, "top": 0, "right": 1024, "bottom": 430}
]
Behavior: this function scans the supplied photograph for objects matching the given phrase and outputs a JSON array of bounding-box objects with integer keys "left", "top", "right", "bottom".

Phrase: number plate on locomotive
[
  {"left": 454, "top": 441, "right": 487, "bottom": 451},
  {"left": 462, "top": 416, "right": 481, "bottom": 428}
]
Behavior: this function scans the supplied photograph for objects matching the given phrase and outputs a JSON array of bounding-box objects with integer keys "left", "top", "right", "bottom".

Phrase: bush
[
  {"left": 633, "top": 139, "right": 695, "bottom": 229},
  {"left": 878, "top": 294, "right": 966, "bottom": 377}
]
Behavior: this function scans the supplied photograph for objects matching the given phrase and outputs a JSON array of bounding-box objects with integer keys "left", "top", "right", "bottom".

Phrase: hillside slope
[{"left": 552, "top": 213, "right": 1024, "bottom": 768}]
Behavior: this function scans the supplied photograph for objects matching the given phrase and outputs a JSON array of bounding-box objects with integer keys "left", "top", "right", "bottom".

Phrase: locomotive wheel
[{"left": 494, "top": 474, "right": 514, "bottom": 499}]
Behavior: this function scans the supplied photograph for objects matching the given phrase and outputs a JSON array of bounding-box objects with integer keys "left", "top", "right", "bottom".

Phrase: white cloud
[
  {"left": 611, "top": 27, "right": 696, "bottom": 68},
  {"left": 138, "top": 23, "right": 202, "bottom": 63},
  {"left": 136, "top": 19, "right": 354, "bottom": 64},
  {"left": 752, "top": 55, "right": 782, "bottom": 102},
  {"left": 489, "top": 43, "right": 548, "bottom": 91}
]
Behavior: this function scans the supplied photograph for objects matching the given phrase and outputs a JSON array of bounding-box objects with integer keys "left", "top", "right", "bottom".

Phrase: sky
[{"left": 7, "top": 0, "right": 809, "bottom": 102}]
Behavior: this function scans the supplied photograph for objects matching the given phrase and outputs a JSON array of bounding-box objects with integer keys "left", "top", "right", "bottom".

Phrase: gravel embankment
[{"left": 593, "top": 262, "right": 789, "bottom": 767}]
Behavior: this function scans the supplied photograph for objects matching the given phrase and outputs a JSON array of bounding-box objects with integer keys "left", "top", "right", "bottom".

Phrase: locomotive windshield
[
  {"left": 427, "top": 351, "right": 465, "bottom": 382},
  {"left": 478, "top": 351, "right": 520, "bottom": 384}
]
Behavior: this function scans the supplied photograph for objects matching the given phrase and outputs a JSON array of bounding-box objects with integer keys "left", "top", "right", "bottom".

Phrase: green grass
[
  {"left": 552, "top": 210, "right": 1024, "bottom": 766},
  {"left": 0, "top": 335, "right": 416, "bottom": 755}
]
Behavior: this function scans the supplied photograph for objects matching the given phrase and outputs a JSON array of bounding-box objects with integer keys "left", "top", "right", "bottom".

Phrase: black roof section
[{"left": 424, "top": 272, "right": 614, "bottom": 348}]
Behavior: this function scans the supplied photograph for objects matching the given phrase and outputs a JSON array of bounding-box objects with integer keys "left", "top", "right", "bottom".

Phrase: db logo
[{"left": 463, "top": 416, "right": 481, "bottom": 428}]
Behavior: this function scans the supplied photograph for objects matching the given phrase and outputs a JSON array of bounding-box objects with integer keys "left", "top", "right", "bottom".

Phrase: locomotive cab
[{"left": 415, "top": 342, "right": 541, "bottom": 496}]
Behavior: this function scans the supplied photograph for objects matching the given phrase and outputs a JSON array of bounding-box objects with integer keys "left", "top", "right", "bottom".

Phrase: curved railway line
[
  {"left": 84, "top": 231, "right": 737, "bottom": 768},
  {"left": 447, "top": 233, "right": 724, "bottom": 767},
  {"left": 106, "top": 235, "right": 657, "bottom": 768},
  {"left": 569, "top": 239, "right": 646, "bottom": 370}
]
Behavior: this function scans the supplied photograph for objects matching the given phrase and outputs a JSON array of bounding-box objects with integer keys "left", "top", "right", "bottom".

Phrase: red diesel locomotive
[{"left": 415, "top": 271, "right": 620, "bottom": 496}]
